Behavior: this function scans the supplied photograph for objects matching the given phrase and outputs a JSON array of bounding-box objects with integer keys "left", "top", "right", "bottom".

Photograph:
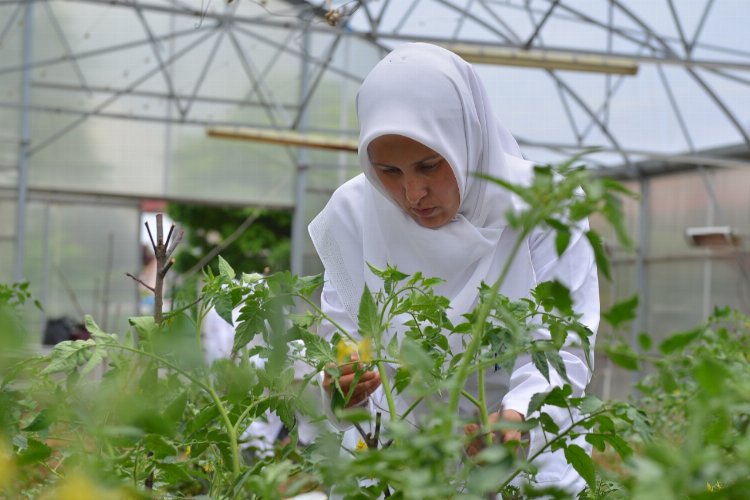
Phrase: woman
[{"left": 308, "top": 43, "right": 599, "bottom": 493}]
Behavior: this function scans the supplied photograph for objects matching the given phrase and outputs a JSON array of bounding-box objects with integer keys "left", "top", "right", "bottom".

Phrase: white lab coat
[{"left": 315, "top": 197, "right": 599, "bottom": 493}]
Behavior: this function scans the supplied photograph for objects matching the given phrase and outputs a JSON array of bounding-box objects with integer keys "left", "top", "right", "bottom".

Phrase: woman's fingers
[
  {"left": 464, "top": 410, "right": 525, "bottom": 456},
  {"left": 464, "top": 423, "right": 482, "bottom": 456},
  {"left": 323, "top": 353, "right": 382, "bottom": 407}
]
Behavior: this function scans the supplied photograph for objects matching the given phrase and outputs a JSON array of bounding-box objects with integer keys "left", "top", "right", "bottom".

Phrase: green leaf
[
  {"left": 659, "top": 327, "right": 702, "bottom": 354},
  {"left": 129, "top": 316, "right": 158, "bottom": 341},
  {"left": 531, "top": 350, "right": 550, "bottom": 383},
  {"left": 554, "top": 229, "right": 571, "bottom": 257},
  {"left": 163, "top": 391, "right": 188, "bottom": 424},
  {"left": 603, "top": 342, "right": 640, "bottom": 371},
  {"left": 602, "top": 434, "right": 632, "bottom": 458},
  {"left": 84, "top": 315, "right": 110, "bottom": 336},
  {"left": 387, "top": 334, "right": 400, "bottom": 359},
  {"left": 532, "top": 280, "right": 574, "bottom": 316},
  {"left": 584, "top": 230, "right": 610, "bottom": 280},
  {"left": 563, "top": 444, "right": 596, "bottom": 491},
  {"left": 539, "top": 413, "right": 559, "bottom": 434},
  {"left": 637, "top": 332, "right": 652, "bottom": 352},
  {"left": 213, "top": 292, "right": 235, "bottom": 326},
  {"left": 16, "top": 438, "right": 52, "bottom": 465},
  {"left": 544, "top": 218, "right": 568, "bottom": 232},
  {"left": 585, "top": 434, "right": 606, "bottom": 452},
  {"left": 527, "top": 392, "right": 548, "bottom": 415},
  {"left": 187, "top": 404, "right": 220, "bottom": 436},
  {"left": 393, "top": 367, "right": 412, "bottom": 394},
  {"left": 217, "top": 255, "right": 236, "bottom": 280},
  {"left": 334, "top": 407, "right": 372, "bottom": 424},
  {"left": 357, "top": 285, "right": 381, "bottom": 338},
  {"left": 400, "top": 338, "right": 434, "bottom": 376},
  {"left": 578, "top": 395, "right": 604, "bottom": 414},
  {"left": 41, "top": 341, "right": 89, "bottom": 375},
  {"left": 545, "top": 350, "right": 569, "bottom": 384},
  {"left": 22, "top": 408, "right": 54, "bottom": 433},
  {"left": 527, "top": 385, "right": 573, "bottom": 414},
  {"left": 79, "top": 345, "right": 105, "bottom": 376},
  {"left": 693, "top": 357, "right": 730, "bottom": 396},
  {"left": 602, "top": 295, "right": 638, "bottom": 328},
  {"left": 142, "top": 434, "right": 177, "bottom": 459}
]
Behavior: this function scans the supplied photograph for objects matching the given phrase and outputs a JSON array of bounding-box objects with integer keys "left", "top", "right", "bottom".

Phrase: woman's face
[{"left": 368, "top": 134, "right": 460, "bottom": 229}]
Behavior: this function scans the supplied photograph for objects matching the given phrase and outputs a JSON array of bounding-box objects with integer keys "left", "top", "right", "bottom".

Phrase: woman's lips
[{"left": 411, "top": 207, "right": 436, "bottom": 218}]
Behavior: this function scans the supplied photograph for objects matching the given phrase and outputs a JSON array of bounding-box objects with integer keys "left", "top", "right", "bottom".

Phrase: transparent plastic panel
[
  {"left": 648, "top": 172, "right": 712, "bottom": 257},
  {"left": 0, "top": 198, "right": 15, "bottom": 284},
  {"left": 0, "top": 141, "right": 18, "bottom": 189},
  {"left": 169, "top": 123, "right": 295, "bottom": 206},
  {"left": 710, "top": 256, "right": 750, "bottom": 317},
  {"left": 0, "top": 197, "right": 15, "bottom": 234},
  {"left": 589, "top": 179, "right": 640, "bottom": 258},
  {"left": 21, "top": 201, "right": 140, "bottom": 341},
  {"left": 712, "top": 168, "right": 750, "bottom": 235},
  {"left": 645, "top": 260, "right": 705, "bottom": 338},
  {"left": 28, "top": 114, "right": 167, "bottom": 197}
]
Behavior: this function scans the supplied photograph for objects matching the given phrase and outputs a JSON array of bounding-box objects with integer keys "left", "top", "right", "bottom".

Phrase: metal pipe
[
  {"left": 290, "top": 9, "right": 312, "bottom": 276},
  {"left": 13, "top": 0, "right": 33, "bottom": 283}
]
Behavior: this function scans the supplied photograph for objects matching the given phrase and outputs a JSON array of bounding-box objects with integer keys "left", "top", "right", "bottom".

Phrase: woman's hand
[
  {"left": 323, "top": 352, "right": 382, "bottom": 408},
  {"left": 464, "top": 409, "right": 525, "bottom": 457}
]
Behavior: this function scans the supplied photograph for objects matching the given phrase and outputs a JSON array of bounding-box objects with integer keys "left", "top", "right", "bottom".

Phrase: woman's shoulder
[
  {"left": 329, "top": 173, "right": 367, "bottom": 208},
  {"left": 503, "top": 152, "right": 536, "bottom": 187},
  {"left": 309, "top": 174, "right": 367, "bottom": 241}
]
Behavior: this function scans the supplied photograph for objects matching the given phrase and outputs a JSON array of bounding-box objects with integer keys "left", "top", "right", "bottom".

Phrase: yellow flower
[
  {"left": 203, "top": 462, "right": 215, "bottom": 473},
  {"left": 336, "top": 339, "right": 356, "bottom": 364},
  {"left": 356, "top": 439, "right": 368, "bottom": 452},
  {"left": 357, "top": 337, "right": 373, "bottom": 363}
]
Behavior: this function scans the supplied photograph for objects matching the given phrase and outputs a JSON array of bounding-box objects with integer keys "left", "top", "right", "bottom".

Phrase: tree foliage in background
[{"left": 167, "top": 204, "right": 292, "bottom": 275}]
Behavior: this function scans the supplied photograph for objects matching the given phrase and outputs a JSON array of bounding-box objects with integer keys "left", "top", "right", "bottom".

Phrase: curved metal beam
[{"left": 609, "top": 0, "right": 750, "bottom": 149}]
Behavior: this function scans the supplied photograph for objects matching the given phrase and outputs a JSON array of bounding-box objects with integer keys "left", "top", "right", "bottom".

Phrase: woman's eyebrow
[{"left": 372, "top": 154, "right": 442, "bottom": 169}]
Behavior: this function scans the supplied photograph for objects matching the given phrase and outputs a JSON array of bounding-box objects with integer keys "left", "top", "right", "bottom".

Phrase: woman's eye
[
  {"left": 381, "top": 167, "right": 400, "bottom": 175},
  {"left": 420, "top": 161, "right": 441, "bottom": 172}
]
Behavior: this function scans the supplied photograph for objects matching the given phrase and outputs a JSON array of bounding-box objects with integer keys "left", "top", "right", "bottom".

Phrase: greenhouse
[{"left": 1, "top": 1, "right": 749, "bottom": 498}]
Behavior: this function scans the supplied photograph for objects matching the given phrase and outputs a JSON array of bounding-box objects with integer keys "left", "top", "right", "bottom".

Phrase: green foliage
[
  {"left": 5, "top": 156, "right": 746, "bottom": 499},
  {"left": 612, "top": 308, "right": 750, "bottom": 497},
  {"left": 167, "top": 203, "right": 292, "bottom": 275}
]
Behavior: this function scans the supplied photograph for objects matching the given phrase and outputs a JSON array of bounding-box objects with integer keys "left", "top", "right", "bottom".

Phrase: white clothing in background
[{"left": 202, "top": 307, "right": 317, "bottom": 454}]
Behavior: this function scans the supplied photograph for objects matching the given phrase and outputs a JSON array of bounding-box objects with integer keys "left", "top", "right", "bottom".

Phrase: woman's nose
[{"left": 404, "top": 177, "right": 427, "bottom": 205}]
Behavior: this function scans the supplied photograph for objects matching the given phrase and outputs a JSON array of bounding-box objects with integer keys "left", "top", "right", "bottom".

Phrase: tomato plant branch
[
  {"left": 295, "top": 293, "right": 358, "bottom": 343},
  {"left": 448, "top": 233, "right": 528, "bottom": 416},
  {"left": 496, "top": 407, "right": 610, "bottom": 490}
]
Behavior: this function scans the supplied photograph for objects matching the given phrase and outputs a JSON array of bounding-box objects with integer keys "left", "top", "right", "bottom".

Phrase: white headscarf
[{"left": 309, "top": 43, "right": 532, "bottom": 329}]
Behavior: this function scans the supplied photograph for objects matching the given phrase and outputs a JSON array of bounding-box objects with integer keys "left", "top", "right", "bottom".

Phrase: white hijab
[{"left": 309, "top": 43, "right": 532, "bottom": 331}]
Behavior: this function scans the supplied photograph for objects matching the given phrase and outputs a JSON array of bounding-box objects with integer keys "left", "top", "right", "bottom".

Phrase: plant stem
[
  {"left": 207, "top": 384, "right": 241, "bottom": 479},
  {"left": 496, "top": 408, "right": 608, "bottom": 490},
  {"left": 461, "top": 390, "right": 482, "bottom": 409},
  {"left": 478, "top": 369, "right": 492, "bottom": 447},
  {"left": 400, "top": 396, "right": 424, "bottom": 421},
  {"left": 376, "top": 360, "right": 398, "bottom": 424},
  {"left": 448, "top": 233, "right": 528, "bottom": 416},
  {"left": 296, "top": 294, "right": 358, "bottom": 343},
  {"left": 105, "top": 343, "right": 242, "bottom": 479}
]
